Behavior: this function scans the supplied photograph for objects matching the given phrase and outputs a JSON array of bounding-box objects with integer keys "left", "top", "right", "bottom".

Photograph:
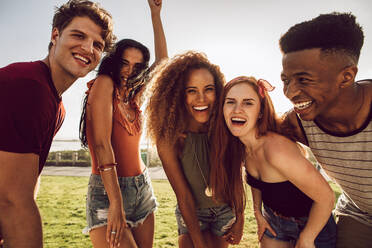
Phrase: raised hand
[{"left": 148, "top": 0, "right": 162, "bottom": 15}]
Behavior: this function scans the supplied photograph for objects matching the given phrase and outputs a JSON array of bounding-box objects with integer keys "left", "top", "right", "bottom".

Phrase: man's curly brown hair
[{"left": 146, "top": 51, "right": 225, "bottom": 146}]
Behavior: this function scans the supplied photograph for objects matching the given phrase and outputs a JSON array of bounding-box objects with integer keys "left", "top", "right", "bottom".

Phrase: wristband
[{"left": 98, "top": 162, "right": 118, "bottom": 172}]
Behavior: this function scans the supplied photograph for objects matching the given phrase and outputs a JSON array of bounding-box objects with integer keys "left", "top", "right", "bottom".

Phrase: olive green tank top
[{"left": 180, "top": 132, "right": 223, "bottom": 209}]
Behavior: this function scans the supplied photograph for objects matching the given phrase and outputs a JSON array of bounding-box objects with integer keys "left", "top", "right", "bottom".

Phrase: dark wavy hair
[
  {"left": 48, "top": 0, "right": 115, "bottom": 51},
  {"left": 146, "top": 51, "right": 225, "bottom": 146},
  {"left": 210, "top": 76, "right": 278, "bottom": 214},
  {"left": 279, "top": 12, "right": 364, "bottom": 63},
  {"left": 79, "top": 39, "right": 150, "bottom": 147}
]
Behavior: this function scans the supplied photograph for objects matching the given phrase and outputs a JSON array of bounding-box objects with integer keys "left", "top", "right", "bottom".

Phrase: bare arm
[
  {"left": 157, "top": 140, "right": 207, "bottom": 248},
  {"left": 148, "top": 0, "right": 168, "bottom": 65},
  {"left": 250, "top": 186, "right": 277, "bottom": 242},
  {"left": 266, "top": 135, "right": 335, "bottom": 247},
  {"left": 134, "top": 0, "right": 168, "bottom": 106},
  {"left": 86, "top": 75, "right": 125, "bottom": 247},
  {"left": 0, "top": 151, "right": 42, "bottom": 248}
]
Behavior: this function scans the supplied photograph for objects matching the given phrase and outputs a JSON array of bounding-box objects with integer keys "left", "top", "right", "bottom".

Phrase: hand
[
  {"left": 106, "top": 204, "right": 128, "bottom": 248},
  {"left": 255, "top": 213, "right": 277, "bottom": 242},
  {"left": 148, "top": 0, "right": 162, "bottom": 15},
  {"left": 222, "top": 217, "right": 244, "bottom": 245},
  {"left": 295, "top": 232, "right": 316, "bottom": 248}
]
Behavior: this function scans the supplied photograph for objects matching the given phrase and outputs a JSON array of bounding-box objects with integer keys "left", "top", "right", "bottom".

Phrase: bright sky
[{"left": 1, "top": 0, "right": 371, "bottom": 139}]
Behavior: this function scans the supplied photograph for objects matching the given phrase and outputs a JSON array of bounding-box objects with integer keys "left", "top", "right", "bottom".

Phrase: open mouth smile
[
  {"left": 73, "top": 53, "right": 91, "bottom": 65},
  {"left": 293, "top": 100, "right": 313, "bottom": 110},
  {"left": 193, "top": 106, "right": 209, "bottom": 111},
  {"left": 231, "top": 117, "right": 247, "bottom": 125}
]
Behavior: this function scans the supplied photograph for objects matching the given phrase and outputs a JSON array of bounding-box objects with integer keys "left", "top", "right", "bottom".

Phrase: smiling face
[
  {"left": 223, "top": 83, "right": 261, "bottom": 138},
  {"left": 185, "top": 68, "right": 216, "bottom": 129},
  {"left": 50, "top": 16, "right": 105, "bottom": 81},
  {"left": 119, "top": 47, "right": 145, "bottom": 84},
  {"left": 281, "top": 48, "right": 344, "bottom": 121}
]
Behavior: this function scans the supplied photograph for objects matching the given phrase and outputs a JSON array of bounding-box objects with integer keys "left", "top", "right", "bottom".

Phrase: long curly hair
[
  {"left": 210, "top": 76, "right": 278, "bottom": 213},
  {"left": 146, "top": 51, "right": 224, "bottom": 146}
]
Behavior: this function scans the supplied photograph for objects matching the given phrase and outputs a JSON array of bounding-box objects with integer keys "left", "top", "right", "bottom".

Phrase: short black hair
[{"left": 279, "top": 12, "right": 364, "bottom": 62}]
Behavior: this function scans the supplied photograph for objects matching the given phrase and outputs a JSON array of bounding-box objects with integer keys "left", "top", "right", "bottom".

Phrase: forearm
[
  {"left": 0, "top": 198, "right": 42, "bottom": 247},
  {"left": 177, "top": 195, "right": 206, "bottom": 247},
  {"left": 151, "top": 11, "right": 168, "bottom": 63},
  {"left": 301, "top": 200, "right": 334, "bottom": 241},
  {"left": 251, "top": 187, "right": 263, "bottom": 218},
  {"left": 93, "top": 144, "right": 123, "bottom": 206}
]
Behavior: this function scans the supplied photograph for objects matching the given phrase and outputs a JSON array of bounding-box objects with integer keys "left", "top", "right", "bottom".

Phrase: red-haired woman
[{"left": 210, "top": 76, "right": 336, "bottom": 248}]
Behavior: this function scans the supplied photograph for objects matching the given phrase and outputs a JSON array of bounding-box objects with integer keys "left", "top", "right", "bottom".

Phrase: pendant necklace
[{"left": 193, "top": 145, "right": 212, "bottom": 197}]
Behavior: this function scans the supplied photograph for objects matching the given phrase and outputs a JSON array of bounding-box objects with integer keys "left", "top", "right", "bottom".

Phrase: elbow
[{"left": 328, "top": 190, "right": 336, "bottom": 209}]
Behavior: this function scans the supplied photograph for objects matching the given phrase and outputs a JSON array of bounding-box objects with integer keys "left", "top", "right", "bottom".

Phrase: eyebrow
[
  {"left": 70, "top": 29, "right": 104, "bottom": 45},
  {"left": 186, "top": 84, "right": 215, "bottom": 88},
  {"left": 281, "top": 71, "right": 312, "bottom": 78},
  {"left": 225, "top": 97, "right": 255, "bottom": 101}
]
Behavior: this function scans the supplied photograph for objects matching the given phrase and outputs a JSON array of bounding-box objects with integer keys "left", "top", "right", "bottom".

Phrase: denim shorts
[
  {"left": 175, "top": 204, "right": 236, "bottom": 236},
  {"left": 263, "top": 205, "right": 336, "bottom": 247},
  {"left": 83, "top": 169, "right": 158, "bottom": 234}
]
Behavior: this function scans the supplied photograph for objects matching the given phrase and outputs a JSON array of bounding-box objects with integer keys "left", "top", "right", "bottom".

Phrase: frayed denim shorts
[
  {"left": 83, "top": 169, "right": 158, "bottom": 234},
  {"left": 263, "top": 204, "right": 336, "bottom": 247},
  {"left": 175, "top": 204, "right": 236, "bottom": 236}
]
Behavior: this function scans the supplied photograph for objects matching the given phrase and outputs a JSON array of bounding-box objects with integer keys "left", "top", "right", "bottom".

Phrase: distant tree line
[{"left": 46, "top": 148, "right": 162, "bottom": 167}]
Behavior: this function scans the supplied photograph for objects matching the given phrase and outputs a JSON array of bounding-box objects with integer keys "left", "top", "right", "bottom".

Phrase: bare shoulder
[
  {"left": 91, "top": 75, "right": 114, "bottom": 92},
  {"left": 263, "top": 133, "right": 301, "bottom": 167},
  {"left": 87, "top": 75, "right": 115, "bottom": 103}
]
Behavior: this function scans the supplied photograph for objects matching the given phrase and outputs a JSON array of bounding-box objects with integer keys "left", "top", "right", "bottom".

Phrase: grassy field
[{"left": 37, "top": 176, "right": 341, "bottom": 248}]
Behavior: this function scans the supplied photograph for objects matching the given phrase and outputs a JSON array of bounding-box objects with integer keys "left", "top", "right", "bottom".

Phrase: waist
[
  {"left": 264, "top": 204, "right": 307, "bottom": 224},
  {"left": 90, "top": 168, "right": 150, "bottom": 187}
]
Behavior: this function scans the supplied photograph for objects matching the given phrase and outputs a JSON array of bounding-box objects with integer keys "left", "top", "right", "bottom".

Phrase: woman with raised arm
[
  {"left": 79, "top": 1, "right": 167, "bottom": 247},
  {"left": 210, "top": 76, "right": 336, "bottom": 248},
  {"left": 146, "top": 51, "right": 244, "bottom": 248}
]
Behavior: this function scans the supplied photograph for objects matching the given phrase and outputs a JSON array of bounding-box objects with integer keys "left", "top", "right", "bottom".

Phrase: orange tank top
[{"left": 85, "top": 79, "right": 145, "bottom": 177}]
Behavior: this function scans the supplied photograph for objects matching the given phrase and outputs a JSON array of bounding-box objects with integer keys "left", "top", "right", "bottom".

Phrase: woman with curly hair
[
  {"left": 79, "top": 1, "right": 167, "bottom": 247},
  {"left": 210, "top": 76, "right": 337, "bottom": 248},
  {"left": 146, "top": 51, "right": 244, "bottom": 248}
]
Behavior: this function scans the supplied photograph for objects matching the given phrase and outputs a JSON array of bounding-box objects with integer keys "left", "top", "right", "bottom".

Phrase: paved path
[{"left": 42, "top": 166, "right": 168, "bottom": 180}]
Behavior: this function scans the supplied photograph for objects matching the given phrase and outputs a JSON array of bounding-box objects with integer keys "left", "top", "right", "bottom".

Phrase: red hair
[{"left": 210, "top": 76, "right": 278, "bottom": 214}]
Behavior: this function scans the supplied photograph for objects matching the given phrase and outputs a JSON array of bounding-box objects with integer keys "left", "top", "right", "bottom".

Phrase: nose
[
  {"left": 81, "top": 39, "right": 94, "bottom": 54},
  {"left": 196, "top": 91, "right": 206, "bottom": 103},
  {"left": 233, "top": 103, "right": 243, "bottom": 113},
  {"left": 128, "top": 64, "right": 135, "bottom": 76},
  {"left": 284, "top": 81, "right": 300, "bottom": 100}
]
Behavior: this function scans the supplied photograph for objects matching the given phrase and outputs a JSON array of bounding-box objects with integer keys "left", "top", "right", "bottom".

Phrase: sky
[{"left": 1, "top": 0, "right": 371, "bottom": 140}]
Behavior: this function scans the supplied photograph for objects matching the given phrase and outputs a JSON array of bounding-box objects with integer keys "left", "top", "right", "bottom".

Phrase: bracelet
[{"left": 98, "top": 162, "right": 118, "bottom": 172}]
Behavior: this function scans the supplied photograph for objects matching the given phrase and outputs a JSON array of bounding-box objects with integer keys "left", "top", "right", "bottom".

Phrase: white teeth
[
  {"left": 74, "top": 54, "right": 89, "bottom": 64},
  {"left": 294, "top": 101, "right": 312, "bottom": 110},
  {"left": 231, "top": 117, "right": 246, "bottom": 122},
  {"left": 193, "top": 106, "right": 208, "bottom": 111}
]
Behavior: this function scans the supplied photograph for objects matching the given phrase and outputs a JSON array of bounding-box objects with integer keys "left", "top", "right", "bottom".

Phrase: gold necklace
[{"left": 192, "top": 143, "right": 212, "bottom": 197}]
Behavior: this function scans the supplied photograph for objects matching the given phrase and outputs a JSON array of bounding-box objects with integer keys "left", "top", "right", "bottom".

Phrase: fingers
[
  {"left": 154, "top": 0, "right": 162, "bottom": 6},
  {"left": 266, "top": 225, "right": 277, "bottom": 237},
  {"left": 223, "top": 232, "right": 239, "bottom": 245}
]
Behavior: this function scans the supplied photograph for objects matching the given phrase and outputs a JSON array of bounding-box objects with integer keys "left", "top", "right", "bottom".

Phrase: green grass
[{"left": 37, "top": 176, "right": 341, "bottom": 248}]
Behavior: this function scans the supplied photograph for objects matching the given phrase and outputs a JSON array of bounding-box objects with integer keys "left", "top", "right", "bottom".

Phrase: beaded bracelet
[{"left": 98, "top": 162, "right": 118, "bottom": 172}]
